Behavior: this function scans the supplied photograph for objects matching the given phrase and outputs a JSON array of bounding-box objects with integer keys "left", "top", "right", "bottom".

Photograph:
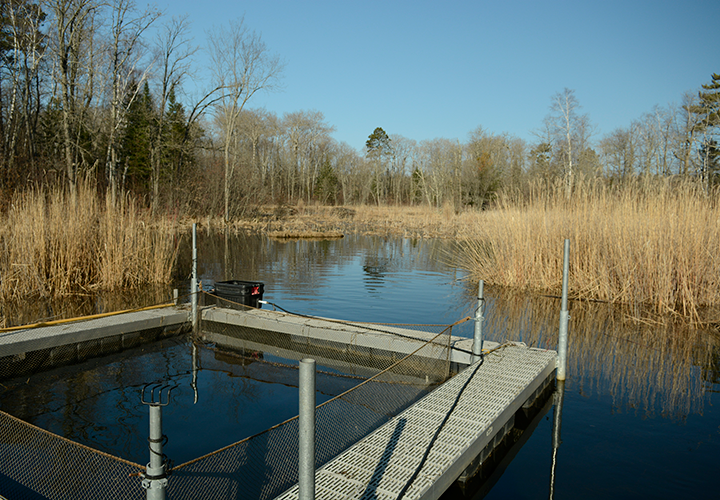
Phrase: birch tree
[
  {"left": 104, "top": 0, "right": 159, "bottom": 205},
  {"left": 1, "top": 0, "right": 46, "bottom": 182},
  {"left": 547, "top": 88, "right": 581, "bottom": 196},
  {"left": 47, "top": 0, "right": 100, "bottom": 199},
  {"left": 207, "top": 17, "right": 283, "bottom": 221}
]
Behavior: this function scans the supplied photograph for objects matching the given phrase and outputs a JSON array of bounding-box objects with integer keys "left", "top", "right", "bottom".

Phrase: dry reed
[
  {"left": 0, "top": 181, "right": 181, "bottom": 299},
  {"left": 456, "top": 178, "right": 720, "bottom": 322}
]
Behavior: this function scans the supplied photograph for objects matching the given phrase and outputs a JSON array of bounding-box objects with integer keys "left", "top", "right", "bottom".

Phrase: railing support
[
  {"left": 557, "top": 239, "right": 570, "bottom": 381},
  {"left": 472, "top": 280, "right": 485, "bottom": 362},
  {"left": 299, "top": 358, "right": 316, "bottom": 500},
  {"left": 141, "top": 384, "right": 175, "bottom": 500}
]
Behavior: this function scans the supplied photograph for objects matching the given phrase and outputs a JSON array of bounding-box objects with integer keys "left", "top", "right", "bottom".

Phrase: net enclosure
[{"left": 0, "top": 293, "right": 472, "bottom": 500}]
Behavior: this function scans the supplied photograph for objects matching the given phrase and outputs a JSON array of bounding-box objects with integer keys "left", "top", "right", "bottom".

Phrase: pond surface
[
  {"left": 3, "top": 232, "right": 719, "bottom": 499},
  {"left": 183, "top": 232, "right": 720, "bottom": 499}
]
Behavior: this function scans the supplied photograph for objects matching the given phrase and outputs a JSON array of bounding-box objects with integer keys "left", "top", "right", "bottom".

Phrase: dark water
[
  {"left": 184, "top": 232, "right": 720, "bottom": 499},
  {"left": 2, "top": 232, "right": 719, "bottom": 499}
]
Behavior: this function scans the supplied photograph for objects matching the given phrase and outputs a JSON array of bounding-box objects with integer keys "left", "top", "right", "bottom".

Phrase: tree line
[{"left": 1, "top": 1, "right": 719, "bottom": 217}]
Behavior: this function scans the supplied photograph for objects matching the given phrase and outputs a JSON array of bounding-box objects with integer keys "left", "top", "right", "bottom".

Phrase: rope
[
  {"left": 172, "top": 320, "right": 465, "bottom": 472},
  {"left": 0, "top": 302, "right": 178, "bottom": 334},
  {"left": 207, "top": 291, "right": 476, "bottom": 355},
  {"left": 396, "top": 342, "right": 511, "bottom": 499}
]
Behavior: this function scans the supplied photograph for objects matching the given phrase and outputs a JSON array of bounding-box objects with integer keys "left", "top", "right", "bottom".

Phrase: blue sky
[{"left": 153, "top": 0, "right": 719, "bottom": 152}]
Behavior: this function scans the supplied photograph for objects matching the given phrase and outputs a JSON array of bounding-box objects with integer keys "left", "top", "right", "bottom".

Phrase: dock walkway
[
  {"left": 0, "top": 306, "right": 188, "bottom": 377},
  {"left": 274, "top": 343, "right": 556, "bottom": 500}
]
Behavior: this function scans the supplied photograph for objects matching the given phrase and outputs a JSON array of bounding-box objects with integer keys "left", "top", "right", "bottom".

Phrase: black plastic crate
[{"left": 213, "top": 280, "right": 264, "bottom": 308}]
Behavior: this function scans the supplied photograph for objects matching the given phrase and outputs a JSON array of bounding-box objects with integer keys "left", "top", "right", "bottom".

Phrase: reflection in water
[
  {"left": 0, "top": 286, "right": 172, "bottom": 328},
  {"left": 3, "top": 232, "right": 719, "bottom": 498},
  {"left": 466, "top": 284, "right": 720, "bottom": 419},
  {"left": 549, "top": 380, "right": 565, "bottom": 500},
  {"left": 363, "top": 256, "right": 390, "bottom": 291}
]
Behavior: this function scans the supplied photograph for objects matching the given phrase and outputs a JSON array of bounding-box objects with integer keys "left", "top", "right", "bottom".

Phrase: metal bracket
[{"left": 141, "top": 382, "right": 177, "bottom": 407}]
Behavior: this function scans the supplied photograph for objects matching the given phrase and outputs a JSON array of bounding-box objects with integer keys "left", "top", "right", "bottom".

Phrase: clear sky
[{"left": 153, "top": 0, "right": 719, "bottom": 152}]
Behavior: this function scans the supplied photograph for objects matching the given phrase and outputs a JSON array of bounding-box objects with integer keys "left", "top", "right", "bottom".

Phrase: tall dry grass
[
  {"left": 0, "top": 181, "right": 181, "bottom": 299},
  {"left": 457, "top": 178, "right": 720, "bottom": 322}
]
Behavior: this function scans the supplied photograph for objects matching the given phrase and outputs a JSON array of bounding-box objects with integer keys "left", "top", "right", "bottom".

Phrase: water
[{"left": 2, "top": 232, "right": 719, "bottom": 499}]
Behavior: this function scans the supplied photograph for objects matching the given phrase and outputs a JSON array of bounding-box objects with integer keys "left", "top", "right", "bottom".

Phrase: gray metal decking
[{"left": 273, "top": 343, "right": 556, "bottom": 500}]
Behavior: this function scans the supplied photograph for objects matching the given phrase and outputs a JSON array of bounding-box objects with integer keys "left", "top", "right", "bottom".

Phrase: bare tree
[
  {"left": 600, "top": 125, "right": 638, "bottom": 180},
  {"left": 2, "top": 0, "right": 46, "bottom": 182},
  {"left": 675, "top": 91, "right": 703, "bottom": 177},
  {"left": 388, "top": 134, "right": 416, "bottom": 204},
  {"left": 47, "top": 0, "right": 100, "bottom": 199},
  {"left": 547, "top": 88, "right": 581, "bottom": 196},
  {"left": 104, "top": 0, "right": 159, "bottom": 205},
  {"left": 207, "top": 17, "right": 283, "bottom": 221},
  {"left": 149, "top": 14, "right": 197, "bottom": 213}
]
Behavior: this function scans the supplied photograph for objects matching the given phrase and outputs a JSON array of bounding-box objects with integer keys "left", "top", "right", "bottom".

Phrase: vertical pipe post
[
  {"left": 147, "top": 405, "right": 165, "bottom": 500},
  {"left": 141, "top": 385, "right": 174, "bottom": 499},
  {"left": 557, "top": 239, "right": 570, "bottom": 381},
  {"left": 472, "top": 280, "right": 485, "bottom": 362},
  {"left": 191, "top": 223, "right": 198, "bottom": 334},
  {"left": 173, "top": 288, "right": 178, "bottom": 306},
  {"left": 299, "top": 358, "right": 316, "bottom": 500}
]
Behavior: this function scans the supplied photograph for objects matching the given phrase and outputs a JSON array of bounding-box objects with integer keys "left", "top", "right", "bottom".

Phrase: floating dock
[
  {"left": 271, "top": 343, "right": 556, "bottom": 500},
  {"left": 0, "top": 305, "right": 189, "bottom": 379},
  {"left": 202, "top": 306, "right": 557, "bottom": 500},
  {"left": 0, "top": 304, "right": 557, "bottom": 499}
]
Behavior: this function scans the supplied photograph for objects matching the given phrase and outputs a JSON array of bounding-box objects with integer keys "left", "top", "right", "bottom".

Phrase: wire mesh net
[{"left": 0, "top": 292, "right": 468, "bottom": 500}]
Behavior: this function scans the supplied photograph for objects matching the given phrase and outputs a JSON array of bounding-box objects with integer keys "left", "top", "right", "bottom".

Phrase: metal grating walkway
[{"left": 275, "top": 343, "right": 557, "bottom": 500}]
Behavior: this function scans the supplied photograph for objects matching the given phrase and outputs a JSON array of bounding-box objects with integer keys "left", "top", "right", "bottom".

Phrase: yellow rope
[{"left": 0, "top": 302, "right": 178, "bottom": 333}]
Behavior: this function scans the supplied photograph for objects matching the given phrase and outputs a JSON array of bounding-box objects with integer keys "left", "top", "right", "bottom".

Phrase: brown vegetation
[
  {"left": 456, "top": 178, "right": 720, "bottom": 323},
  {"left": 0, "top": 180, "right": 181, "bottom": 300},
  {"left": 2, "top": 175, "right": 719, "bottom": 326}
]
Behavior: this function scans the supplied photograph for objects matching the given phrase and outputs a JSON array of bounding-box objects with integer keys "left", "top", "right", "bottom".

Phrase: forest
[{"left": 1, "top": 0, "right": 719, "bottom": 219}]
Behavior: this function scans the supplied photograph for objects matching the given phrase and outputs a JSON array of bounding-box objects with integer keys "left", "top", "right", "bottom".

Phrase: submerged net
[{"left": 0, "top": 293, "right": 469, "bottom": 500}]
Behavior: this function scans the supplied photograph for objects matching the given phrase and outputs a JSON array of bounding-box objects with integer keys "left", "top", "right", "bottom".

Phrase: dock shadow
[{"left": 361, "top": 417, "right": 407, "bottom": 499}]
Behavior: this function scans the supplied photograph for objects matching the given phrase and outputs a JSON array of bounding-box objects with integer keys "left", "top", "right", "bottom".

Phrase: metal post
[
  {"left": 147, "top": 405, "right": 165, "bottom": 500},
  {"left": 191, "top": 223, "right": 198, "bottom": 334},
  {"left": 557, "top": 239, "right": 570, "bottom": 381},
  {"left": 472, "top": 280, "right": 485, "bottom": 362},
  {"left": 141, "top": 384, "right": 175, "bottom": 500},
  {"left": 173, "top": 288, "right": 178, "bottom": 306},
  {"left": 299, "top": 359, "right": 316, "bottom": 500}
]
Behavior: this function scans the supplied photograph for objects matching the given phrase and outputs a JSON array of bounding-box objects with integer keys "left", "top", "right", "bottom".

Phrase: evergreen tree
[
  {"left": 699, "top": 139, "right": 720, "bottom": 187},
  {"left": 120, "top": 81, "right": 155, "bottom": 193},
  {"left": 314, "top": 158, "right": 338, "bottom": 205},
  {"left": 365, "top": 127, "right": 392, "bottom": 159},
  {"left": 698, "top": 73, "right": 720, "bottom": 129},
  {"left": 164, "top": 85, "right": 189, "bottom": 175}
]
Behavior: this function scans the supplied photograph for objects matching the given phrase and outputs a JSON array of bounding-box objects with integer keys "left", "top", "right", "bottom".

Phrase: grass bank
[{"left": 0, "top": 182, "right": 181, "bottom": 300}]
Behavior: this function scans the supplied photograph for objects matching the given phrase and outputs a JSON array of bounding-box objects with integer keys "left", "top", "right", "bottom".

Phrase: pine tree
[
  {"left": 164, "top": 85, "right": 189, "bottom": 175},
  {"left": 120, "top": 81, "right": 155, "bottom": 193},
  {"left": 699, "top": 73, "right": 720, "bottom": 129},
  {"left": 365, "top": 127, "right": 392, "bottom": 159}
]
